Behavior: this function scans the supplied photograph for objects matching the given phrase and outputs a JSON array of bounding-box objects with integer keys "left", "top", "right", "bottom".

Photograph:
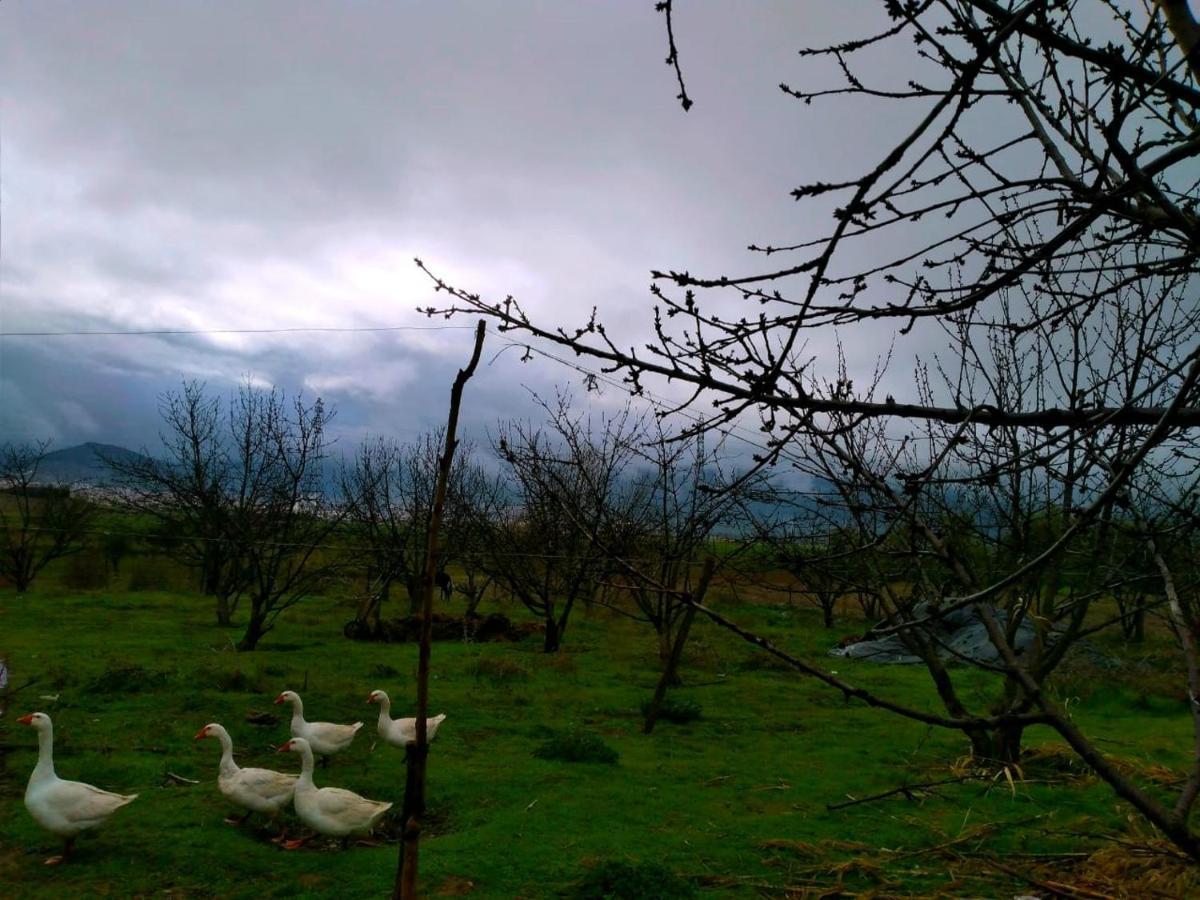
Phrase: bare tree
[
  {"left": 111, "top": 380, "right": 341, "bottom": 647},
  {"left": 104, "top": 382, "right": 245, "bottom": 625},
  {"left": 232, "top": 387, "right": 342, "bottom": 651},
  {"left": 0, "top": 441, "right": 95, "bottom": 593},
  {"left": 339, "top": 431, "right": 484, "bottom": 632},
  {"left": 622, "top": 424, "right": 750, "bottom": 659},
  {"left": 452, "top": 461, "right": 507, "bottom": 619},
  {"left": 489, "top": 394, "right": 647, "bottom": 652},
  {"left": 421, "top": 2, "right": 1200, "bottom": 857}
]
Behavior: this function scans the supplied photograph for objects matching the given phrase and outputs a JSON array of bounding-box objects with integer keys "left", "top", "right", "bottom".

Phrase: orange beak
[
  {"left": 366, "top": 693, "right": 376, "bottom": 704},
  {"left": 194, "top": 728, "right": 209, "bottom": 741},
  {"left": 17, "top": 713, "right": 35, "bottom": 725},
  {"left": 276, "top": 740, "right": 292, "bottom": 753},
  {"left": 273, "top": 694, "right": 286, "bottom": 705}
]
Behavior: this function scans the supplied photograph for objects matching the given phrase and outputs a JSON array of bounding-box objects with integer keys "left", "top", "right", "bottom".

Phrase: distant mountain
[{"left": 36, "top": 442, "right": 149, "bottom": 485}]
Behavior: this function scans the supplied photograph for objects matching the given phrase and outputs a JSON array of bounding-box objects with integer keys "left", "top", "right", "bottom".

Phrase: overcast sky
[{"left": 1, "top": 2, "right": 970, "bottom": 461}]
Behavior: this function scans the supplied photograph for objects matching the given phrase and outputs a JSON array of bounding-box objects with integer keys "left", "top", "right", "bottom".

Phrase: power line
[{"left": 0, "top": 323, "right": 477, "bottom": 338}]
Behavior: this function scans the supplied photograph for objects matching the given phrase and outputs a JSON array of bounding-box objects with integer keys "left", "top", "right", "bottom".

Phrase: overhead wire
[{"left": 0, "top": 323, "right": 477, "bottom": 338}]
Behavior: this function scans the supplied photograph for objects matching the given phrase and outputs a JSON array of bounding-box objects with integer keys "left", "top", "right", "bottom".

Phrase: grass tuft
[
  {"left": 85, "top": 662, "right": 171, "bottom": 694},
  {"left": 468, "top": 656, "right": 530, "bottom": 684},
  {"left": 533, "top": 730, "right": 619, "bottom": 765},
  {"left": 640, "top": 697, "right": 701, "bottom": 724},
  {"left": 570, "top": 860, "right": 696, "bottom": 899}
]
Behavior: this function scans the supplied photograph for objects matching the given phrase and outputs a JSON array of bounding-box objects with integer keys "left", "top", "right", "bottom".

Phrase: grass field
[{"left": 1, "top": 574, "right": 1195, "bottom": 898}]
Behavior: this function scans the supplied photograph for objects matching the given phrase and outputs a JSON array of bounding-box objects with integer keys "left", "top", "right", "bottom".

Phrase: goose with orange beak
[
  {"left": 275, "top": 737, "right": 391, "bottom": 849},
  {"left": 18, "top": 712, "right": 137, "bottom": 865},
  {"left": 195, "top": 722, "right": 297, "bottom": 839},
  {"left": 274, "top": 690, "right": 362, "bottom": 765}
]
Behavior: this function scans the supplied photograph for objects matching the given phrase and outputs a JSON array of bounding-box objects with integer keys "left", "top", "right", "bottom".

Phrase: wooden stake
[{"left": 395, "top": 320, "right": 486, "bottom": 900}]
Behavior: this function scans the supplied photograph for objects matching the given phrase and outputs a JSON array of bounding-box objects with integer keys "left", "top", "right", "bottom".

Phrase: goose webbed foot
[{"left": 44, "top": 838, "right": 75, "bottom": 866}]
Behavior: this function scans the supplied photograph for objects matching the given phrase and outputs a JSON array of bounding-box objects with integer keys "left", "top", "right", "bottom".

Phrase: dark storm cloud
[{"left": 0, "top": 1, "right": 933, "bottom": 453}]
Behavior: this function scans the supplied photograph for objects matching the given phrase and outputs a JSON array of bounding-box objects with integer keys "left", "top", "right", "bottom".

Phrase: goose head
[
  {"left": 276, "top": 737, "right": 311, "bottom": 755},
  {"left": 17, "top": 712, "right": 50, "bottom": 731},
  {"left": 366, "top": 689, "right": 389, "bottom": 706},
  {"left": 194, "top": 723, "right": 223, "bottom": 741},
  {"left": 274, "top": 690, "right": 300, "bottom": 706}
]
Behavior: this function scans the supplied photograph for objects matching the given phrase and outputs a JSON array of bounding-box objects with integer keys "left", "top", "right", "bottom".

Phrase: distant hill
[{"left": 35, "top": 442, "right": 149, "bottom": 485}]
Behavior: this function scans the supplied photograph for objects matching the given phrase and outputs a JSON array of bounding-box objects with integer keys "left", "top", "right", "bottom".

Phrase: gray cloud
[{"left": 1, "top": 2, "right": 943, "bottom": 455}]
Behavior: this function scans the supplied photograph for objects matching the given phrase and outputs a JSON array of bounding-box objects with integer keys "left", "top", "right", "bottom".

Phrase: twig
[
  {"left": 165, "top": 772, "right": 199, "bottom": 785},
  {"left": 986, "top": 859, "right": 1116, "bottom": 900},
  {"left": 655, "top": 1, "right": 693, "bottom": 110},
  {"left": 827, "top": 775, "right": 973, "bottom": 810}
]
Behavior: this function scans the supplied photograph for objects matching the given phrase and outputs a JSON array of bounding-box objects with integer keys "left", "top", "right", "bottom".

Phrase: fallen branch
[{"left": 827, "top": 775, "right": 973, "bottom": 810}]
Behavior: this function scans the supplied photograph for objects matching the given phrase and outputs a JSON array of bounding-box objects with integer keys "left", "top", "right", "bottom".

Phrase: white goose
[
  {"left": 367, "top": 690, "right": 447, "bottom": 748},
  {"left": 195, "top": 722, "right": 297, "bottom": 838},
  {"left": 276, "top": 736, "right": 392, "bottom": 849},
  {"left": 18, "top": 712, "right": 137, "bottom": 865},
  {"left": 274, "top": 690, "right": 362, "bottom": 765}
]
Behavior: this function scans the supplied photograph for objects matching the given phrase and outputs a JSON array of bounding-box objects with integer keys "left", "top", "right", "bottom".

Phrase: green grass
[{"left": 0, "top": 580, "right": 1193, "bottom": 897}]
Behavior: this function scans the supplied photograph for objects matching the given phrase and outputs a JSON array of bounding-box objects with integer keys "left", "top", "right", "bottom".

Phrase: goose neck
[
  {"left": 33, "top": 723, "right": 56, "bottom": 780},
  {"left": 296, "top": 743, "right": 316, "bottom": 787},
  {"left": 215, "top": 727, "right": 238, "bottom": 776}
]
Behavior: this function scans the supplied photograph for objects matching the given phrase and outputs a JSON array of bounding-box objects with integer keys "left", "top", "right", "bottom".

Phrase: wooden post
[
  {"left": 395, "top": 321, "right": 486, "bottom": 900},
  {"left": 643, "top": 556, "right": 715, "bottom": 734}
]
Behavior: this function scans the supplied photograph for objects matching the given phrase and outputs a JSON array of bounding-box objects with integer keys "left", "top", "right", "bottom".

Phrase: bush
[
  {"left": 640, "top": 697, "right": 701, "bottom": 724},
  {"left": 533, "top": 730, "right": 618, "bottom": 765},
  {"left": 571, "top": 861, "right": 696, "bottom": 899},
  {"left": 86, "top": 663, "right": 170, "bottom": 695},
  {"left": 203, "top": 666, "right": 267, "bottom": 694}
]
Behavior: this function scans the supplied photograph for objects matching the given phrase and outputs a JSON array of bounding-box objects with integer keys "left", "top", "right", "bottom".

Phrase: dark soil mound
[{"left": 344, "top": 612, "right": 539, "bottom": 643}]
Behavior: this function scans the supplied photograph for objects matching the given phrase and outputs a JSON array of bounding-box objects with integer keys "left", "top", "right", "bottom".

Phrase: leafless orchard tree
[
  {"left": 339, "top": 431, "right": 490, "bottom": 632},
  {"left": 452, "top": 460, "right": 507, "bottom": 619},
  {"left": 620, "top": 424, "right": 753, "bottom": 660},
  {"left": 231, "top": 386, "right": 342, "bottom": 651},
  {"left": 420, "top": 1, "right": 1200, "bottom": 857},
  {"left": 488, "top": 394, "right": 648, "bottom": 652},
  {"left": 104, "top": 382, "right": 245, "bottom": 625},
  {"left": 109, "top": 381, "right": 341, "bottom": 648},
  {"left": 0, "top": 441, "right": 95, "bottom": 593}
]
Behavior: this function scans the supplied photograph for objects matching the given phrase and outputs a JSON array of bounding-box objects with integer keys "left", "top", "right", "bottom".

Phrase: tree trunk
[
  {"left": 644, "top": 558, "right": 715, "bottom": 734},
  {"left": 967, "top": 722, "right": 1025, "bottom": 765},
  {"left": 657, "top": 625, "right": 674, "bottom": 665},
  {"left": 405, "top": 575, "right": 422, "bottom": 616},
  {"left": 216, "top": 592, "right": 233, "bottom": 627},
  {"left": 543, "top": 616, "right": 561, "bottom": 653},
  {"left": 237, "top": 608, "right": 267, "bottom": 651},
  {"left": 201, "top": 549, "right": 222, "bottom": 596}
]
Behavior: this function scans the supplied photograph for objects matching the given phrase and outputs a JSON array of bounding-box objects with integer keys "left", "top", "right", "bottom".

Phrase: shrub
[
  {"left": 205, "top": 666, "right": 266, "bottom": 694},
  {"left": 533, "top": 730, "right": 618, "bottom": 765},
  {"left": 86, "top": 663, "right": 170, "bottom": 695},
  {"left": 571, "top": 860, "right": 696, "bottom": 899},
  {"left": 640, "top": 697, "right": 701, "bottom": 724}
]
